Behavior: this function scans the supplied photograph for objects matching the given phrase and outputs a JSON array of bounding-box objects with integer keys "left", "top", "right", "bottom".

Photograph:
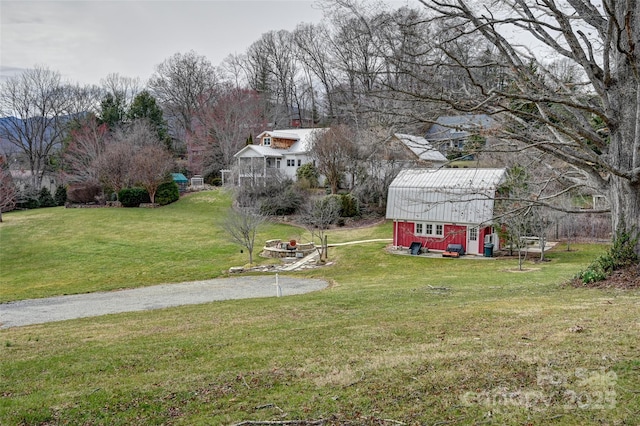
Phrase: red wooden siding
[{"left": 394, "top": 221, "right": 467, "bottom": 252}]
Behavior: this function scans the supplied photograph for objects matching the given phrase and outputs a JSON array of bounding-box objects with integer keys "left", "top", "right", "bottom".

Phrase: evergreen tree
[
  {"left": 98, "top": 93, "right": 126, "bottom": 129},
  {"left": 54, "top": 185, "right": 67, "bottom": 206},
  {"left": 37, "top": 187, "right": 56, "bottom": 208},
  {"left": 127, "top": 90, "right": 170, "bottom": 147}
]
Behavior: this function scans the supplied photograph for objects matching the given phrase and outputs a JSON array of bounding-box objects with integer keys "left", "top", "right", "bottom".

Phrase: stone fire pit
[{"left": 262, "top": 239, "right": 316, "bottom": 259}]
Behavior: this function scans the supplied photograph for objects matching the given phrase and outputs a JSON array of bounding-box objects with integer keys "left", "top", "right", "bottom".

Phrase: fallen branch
[
  {"left": 254, "top": 403, "right": 284, "bottom": 413},
  {"left": 239, "top": 374, "right": 251, "bottom": 389},
  {"left": 427, "top": 285, "right": 451, "bottom": 291}
]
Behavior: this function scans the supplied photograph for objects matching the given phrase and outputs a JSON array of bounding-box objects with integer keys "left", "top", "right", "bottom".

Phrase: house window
[
  {"left": 287, "top": 159, "right": 296, "bottom": 167},
  {"left": 297, "top": 159, "right": 302, "bottom": 166},
  {"left": 263, "top": 137, "right": 271, "bottom": 146},
  {"left": 469, "top": 227, "right": 478, "bottom": 241}
]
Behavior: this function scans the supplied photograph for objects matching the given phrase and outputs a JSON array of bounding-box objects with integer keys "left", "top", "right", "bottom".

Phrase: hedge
[{"left": 118, "top": 187, "right": 151, "bottom": 207}]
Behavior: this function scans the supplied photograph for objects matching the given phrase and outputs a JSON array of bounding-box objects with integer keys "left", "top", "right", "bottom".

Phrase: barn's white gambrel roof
[{"left": 386, "top": 168, "right": 506, "bottom": 225}]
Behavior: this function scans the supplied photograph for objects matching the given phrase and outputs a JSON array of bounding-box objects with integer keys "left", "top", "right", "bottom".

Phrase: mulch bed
[{"left": 570, "top": 263, "right": 640, "bottom": 290}]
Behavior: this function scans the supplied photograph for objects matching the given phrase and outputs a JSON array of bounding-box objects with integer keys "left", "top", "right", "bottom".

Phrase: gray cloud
[{"left": 1, "top": 0, "right": 325, "bottom": 85}]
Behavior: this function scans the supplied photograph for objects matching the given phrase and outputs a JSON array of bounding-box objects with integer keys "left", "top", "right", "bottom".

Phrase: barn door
[{"left": 467, "top": 226, "right": 479, "bottom": 255}]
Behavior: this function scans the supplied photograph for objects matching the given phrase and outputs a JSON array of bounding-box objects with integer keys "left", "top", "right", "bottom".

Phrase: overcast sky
[{"left": 0, "top": 0, "right": 329, "bottom": 86}]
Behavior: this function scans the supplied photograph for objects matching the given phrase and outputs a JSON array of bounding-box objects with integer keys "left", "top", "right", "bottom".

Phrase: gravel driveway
[{"left": 0, "top": 276, "right": 328, "bottom": 329}]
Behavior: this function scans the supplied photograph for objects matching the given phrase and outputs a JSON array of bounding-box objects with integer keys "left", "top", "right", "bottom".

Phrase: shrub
[
  {"left": 259, "top": 186, "right": 305, "bottom": 216},
  {"left": 576, "top": 224, "right": 639, "bottom": 284},
  {"left": 54, "top": 185, "right": 67, "bottom": 206},
  {"left": 37, "top": 187, "right": 56, "bottom": 208},
  {"left": 296, "top": 163, "right": 319, "bottom": 188},
  {"left": 15, "top": 186, "right": 39, "bottom": 210},
  {"left": 67, "top": 183, "right": 102, "bottom": 204},
  {"left": 236, "top": 178, "right": 306, "bottom": 215},
  {"left": 203, "top": 172, "right": 220, "bottom": 186},
  {"left": 155, "top": 181, "right": 180, "bottom": 206},
  {"left": 118, "top": 187, "right": 150, "bottom": 207},
  {"left": 339, "top": 193, "right": 360, "bottom": 217}
]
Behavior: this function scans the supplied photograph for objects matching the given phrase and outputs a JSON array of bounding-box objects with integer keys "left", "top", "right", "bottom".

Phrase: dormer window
[{"left": 263, "top": 137, "right": 271, "bottom": 146}]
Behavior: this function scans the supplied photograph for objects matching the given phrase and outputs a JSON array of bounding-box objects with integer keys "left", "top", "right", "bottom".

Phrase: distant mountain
[
  {"left": 0, "top": 115, "right": 79, "bottom": 155},
  {"left": 0, "top": 117, "right": 25, "bottom": 154}
]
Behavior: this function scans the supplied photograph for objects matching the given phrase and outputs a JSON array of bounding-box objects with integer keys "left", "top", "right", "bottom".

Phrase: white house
[
  {"left": 233, "top": 128, "right": 327, "bottom": 184},
  {"left": 386, "top": 168, "right": 506, "bottom": 255}
]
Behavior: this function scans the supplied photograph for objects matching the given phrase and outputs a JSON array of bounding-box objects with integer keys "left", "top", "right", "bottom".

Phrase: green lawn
[
  {"left": 0, "top": 190, "right": 312, "bottom": 302},
  {"left": 1, "top": 190, "right": 638, "bottom": 425}
]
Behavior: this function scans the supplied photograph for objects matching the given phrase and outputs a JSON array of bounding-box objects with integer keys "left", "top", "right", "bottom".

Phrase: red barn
[{"left": 386, "top": 168, "right": 506, "bottom": 255}]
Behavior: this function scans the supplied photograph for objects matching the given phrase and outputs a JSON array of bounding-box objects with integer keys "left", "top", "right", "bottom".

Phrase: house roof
[
  {"left": 385, "top": 168, "right": 506, "bottom": 225},
  {"left": 425, "top": 114, "right": 495, "bottom": 141},
  {"left": 393, "top": 133, "right": 447, "bottom": 163},
  {"left": 234, "top": 144, "right": 284, "bottom": 158},
  {"left": 255, "top": 128, "right": 328, "bottom": 154}
]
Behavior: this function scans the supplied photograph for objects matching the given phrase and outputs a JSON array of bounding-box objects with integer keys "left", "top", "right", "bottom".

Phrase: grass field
[{"left": 1, "top": 190, "right": 638, "bottom": 425}]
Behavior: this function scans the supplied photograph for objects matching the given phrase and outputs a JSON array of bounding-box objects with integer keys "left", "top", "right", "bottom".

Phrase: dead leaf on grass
[{"left": 569, "top": 325, "right": 585, "bottom": 333}]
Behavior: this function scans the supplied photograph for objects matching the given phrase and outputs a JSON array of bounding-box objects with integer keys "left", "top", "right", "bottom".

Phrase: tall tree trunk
[{"left": 609, "top": 175, "right": 640, "bottom": 253}]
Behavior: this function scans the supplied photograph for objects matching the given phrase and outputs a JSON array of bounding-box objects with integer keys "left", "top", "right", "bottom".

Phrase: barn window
[{"left": 416, "top": 222, "right": 443, "bottom": 237}]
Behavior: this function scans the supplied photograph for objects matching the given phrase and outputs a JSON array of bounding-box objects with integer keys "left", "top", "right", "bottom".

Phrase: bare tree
[
  {"left": 132, "top": 145, "right": 174, "bottom": 204},
  {"left": 219, "top": 54, "right": 248, "bottom": 89},
  {"left": 100, "top": 73, "right": 142, "bottom": 108},
  {"left": 0, "top": 155, "right": 17, "bottom": 222},
  {"left": 65, "top": 83, "right": 103, "bottom": 121},
  {"left": 224, "top": 207, "right": 266, "bottom": 264},
  {"left": 310, "top": 124, "right": 357, "bottom": 193},
  {"left": 294, "top": 22, "right": 339, "bottom": 121},
  {"left": 149, "top": 51, "right": 219, "bottom": 145},
  {"left": 300, "top": 195, "right": 342, "bottom": 261},
  {"left": 62, "top": 116, "right": 109, "bottom": 187},
  {"left": 95, "top": 120, "right": 170, "bottom": 198},
  {"left": 494, "top": 166, "right": 534, "bottom": 270},
  {"left": 94, "top": 140, "right": 136, "bottom": 195},
  {"left": 193, "top": 86, "right": 265, "bottom": 178},
  {"left": 351, "top": 128, "right": 405, "bottom": 211},
  {"left": 0, "top": 66, "right": 71, "bottom": 190},
  {"left": 499, "top": 206, "right": 532, "bottom": 271}
]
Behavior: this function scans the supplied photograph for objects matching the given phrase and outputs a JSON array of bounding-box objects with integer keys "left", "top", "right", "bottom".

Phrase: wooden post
[{"left": 323, "top": 235, "right": 328, "bottom": 261}]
